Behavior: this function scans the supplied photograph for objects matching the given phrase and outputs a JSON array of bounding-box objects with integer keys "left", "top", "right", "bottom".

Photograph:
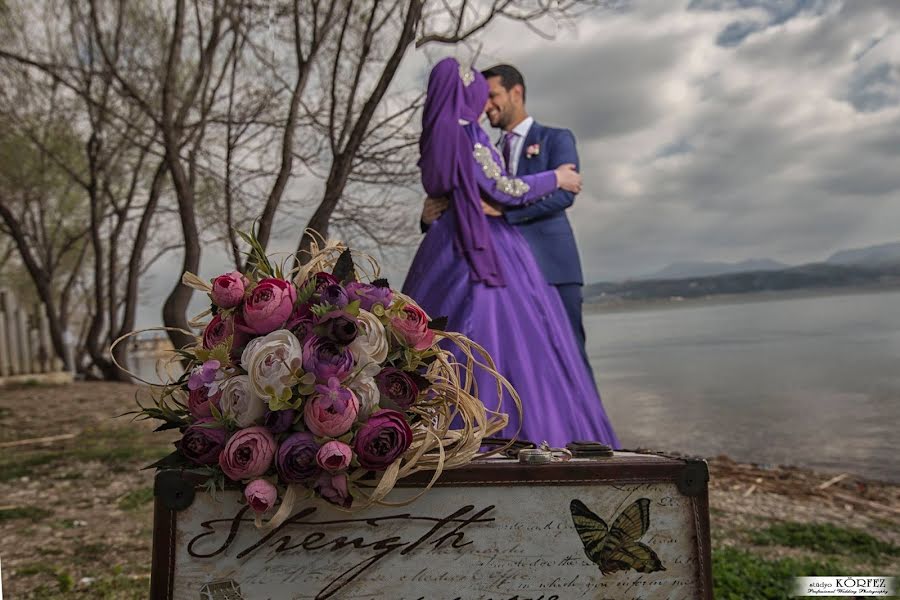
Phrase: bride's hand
[{"left": 554, "top": 164, "right": 582, "bottom": 194}]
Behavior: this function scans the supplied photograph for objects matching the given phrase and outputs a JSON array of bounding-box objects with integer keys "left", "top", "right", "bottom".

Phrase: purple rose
[
  {"left": 243, "top": 278, "right": 297, "bottom": 335},
  {"left": 211, "top": 271, "right": 247, "bottom": 309},
  {"left": 276, "top": 432, "right": 321, "bottom": 483},
  {"left": 346, "top": 282, "right": 393, "bottom": 312},
  {"left": 320, "top": 284, "right": 349, "bottom": 308},
  {"left": 353, "top": 409, "right": 412, "bottom": 471},
  {"left": 316, "top": 311, "right": 358, "bottom": 345},
  {"left": 310, "top": 272, "right": 339, "bottom": 295},
  {"left": 244, "top": 478, "right": 278, "bottom": 513},
  {"left": 303, "top": 378, "right": 359, "bottom": 437},
  {"left": 314, "top": 472, "right": 352, "bottom": 508},
  {"left": 285, "top": 302, "right": 313, "bottom": 336},
  {"left": 375, "top": 368, "right": 419, "bottom": 411},
  {"left": 218, "top": 426, "right": 276, "bottom": 481},
  {"left": 302, "top": 336, "right": 354, "bottom": 382},
  {"left": 264, "top": 408, "right": 296, "bottom": 434},
  {"left": 178, "top": 419, "right": 226, "bottom": 466}
]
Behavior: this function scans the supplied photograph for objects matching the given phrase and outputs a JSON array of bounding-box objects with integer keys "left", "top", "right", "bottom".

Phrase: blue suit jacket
[{"left": 505, "top": 121, "right": 584, "bottom": 286}]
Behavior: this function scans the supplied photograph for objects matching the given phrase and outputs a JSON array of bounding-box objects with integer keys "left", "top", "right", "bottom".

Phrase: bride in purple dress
[{"left": 402, "top": 58, "right": 618, "bottom": 449}]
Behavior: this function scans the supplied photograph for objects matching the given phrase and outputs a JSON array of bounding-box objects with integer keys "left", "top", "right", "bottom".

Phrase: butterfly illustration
[{"left": 569, "top": 498, "right": 666, "bottom": 575}]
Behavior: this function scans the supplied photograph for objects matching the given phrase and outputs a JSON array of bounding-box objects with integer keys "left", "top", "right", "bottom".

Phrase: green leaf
[
  {"left": 332, "top": 249, "right": 357, "bottom": 283},
  {"left": 427, "top": 316, "right": 448, "bottom": 331},
  {"left": 142, "top": 450, "right": 192, "bottom": 471},
  {"left": 296, "top": 277, "right": 317, "bottom": 305},
  {"left": 236, "top": 226, "right": 275, "bottom": 278},
  {"left": 311, "top": 303, "right": 334, "bottom": 318},
  {"left": 344, "top": 300, "right": 360, "bottom": 317},
  {"left": 153, "top": 421, "right": 185, "bottom": 432}
]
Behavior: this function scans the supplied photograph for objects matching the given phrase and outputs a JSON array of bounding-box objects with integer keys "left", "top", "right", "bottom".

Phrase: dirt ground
[{"left": 1, "top": 382, "right": 897, "bottom": 598}]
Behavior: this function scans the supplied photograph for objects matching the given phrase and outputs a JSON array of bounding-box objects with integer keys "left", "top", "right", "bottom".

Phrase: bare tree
[
  {"left": 294, "top": 0, "right": 596, "bottom": 259},
  {"left": 1, "top": 0, "right": 603, "bottom": 376},
  {"left": 0, "top": 0, "right": 172, "bottom": 378}
]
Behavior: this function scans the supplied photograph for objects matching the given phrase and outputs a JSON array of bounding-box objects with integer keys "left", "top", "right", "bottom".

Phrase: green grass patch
[
  {"left": 0, "top": 426, "right": 171, "bottom": 482},
  {"left": 0, "top": 506, "right": 53, "bottom": 522},
  {"left": 714, "top": 546, "right": 849, "bottom": 600},
  {"left": 15, "top": 562, "right": 57, "bottom": 577},
  {"left": 69, "top": 426, "right": 171, "bottom": 465},
  {"left": 26, "top": 573, "right": 149, "bottom": 599},
  {"left": 117, "top": 486, "right": 154, "bottom": 511},
  {"left": 750, "top": 521, "right": 900, "bottom": 562},
  {"left": 0, "top": 452, "right": 58, "bottom": 481}
]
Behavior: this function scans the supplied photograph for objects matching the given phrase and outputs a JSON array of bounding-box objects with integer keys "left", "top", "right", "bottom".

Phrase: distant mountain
[
  {"left": 585, "top": 262, "right": 900, "bottom": 304},
  {"left": 826, "top": 242, "right": 900, "bottom": 267},
  {"left": 642, "top": 259, "right": 789, "bottom": 281}
]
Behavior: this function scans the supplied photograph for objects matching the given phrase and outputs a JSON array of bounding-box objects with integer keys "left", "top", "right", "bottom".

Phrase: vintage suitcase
[{"left": 150, "top": 451, "right": 712, "bottom": 600}]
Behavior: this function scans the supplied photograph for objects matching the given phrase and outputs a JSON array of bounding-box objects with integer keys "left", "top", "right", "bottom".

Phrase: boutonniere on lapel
[{"left": 526, "top": 143, "right": 540, "bottom": 159}]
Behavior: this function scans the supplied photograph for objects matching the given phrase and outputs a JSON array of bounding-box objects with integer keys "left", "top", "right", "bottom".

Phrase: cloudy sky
[
  {"left": 138, "top": 0, "right": 900, "bottom": 326},
  {"left": 463, "top": 0, "right": 900, "bottom": 281}
]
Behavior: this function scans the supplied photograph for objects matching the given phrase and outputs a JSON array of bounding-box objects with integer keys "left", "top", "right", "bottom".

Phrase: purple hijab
[{"left": 419, "top": 58, "right": 505, "bottom": 287}]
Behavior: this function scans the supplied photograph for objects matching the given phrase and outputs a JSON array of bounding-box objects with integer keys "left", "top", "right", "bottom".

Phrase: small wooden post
[
  {"left": 2, "top": 291, "right": 21, "bottom": 375},
  {"left": 16, "top": 304, "right": 32, "bottom": 374},
  {"left": 37, "top": 309, "right": 53, "bottom": 373},
  {"left": 0, "top": 298, "right": 8, "bottom": 377}
]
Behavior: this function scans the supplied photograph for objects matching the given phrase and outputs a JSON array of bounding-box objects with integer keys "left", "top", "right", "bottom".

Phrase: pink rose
[
  {"left": 390, "top": 304, "right": 435, "bottom": 351},
  {"left": 314, "top": 472, "right": 352, "bottom": 508},
  {"left": 316, "top": 440, "right": 352, "bottom": 472},
  {"left": 188, "top": 387, "right": 222, "bottom": 419},
  {"left": 219, "top": 426, "right": 276, "bottom": 481},
  {"left": 353, "top": 409, "right": 412, "bottom": 471},
  {"left": 243, "top": 278, "right": 297, "bottom": 335},
  {"left": 211, "top": 271, "right": 247, "bottom": 309},
  {"left": 244, "top": 478, "right": 277, "bottom": 513},
  {"left": 303, "top": 377, "right": 359, "bottom": 437}
]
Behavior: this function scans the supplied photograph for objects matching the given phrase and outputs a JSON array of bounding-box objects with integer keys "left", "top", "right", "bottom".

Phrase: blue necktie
[{"left": 501, "top": 132, "right": 516, "bottom": 172}]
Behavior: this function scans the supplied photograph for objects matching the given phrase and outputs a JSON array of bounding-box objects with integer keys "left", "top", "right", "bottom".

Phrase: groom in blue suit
[{"left": 422, "top": 64, "right": 591, "bottom": 372}]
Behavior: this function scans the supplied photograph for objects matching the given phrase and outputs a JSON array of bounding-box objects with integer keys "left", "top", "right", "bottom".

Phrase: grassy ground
[{"left": 0, "top": 382, "right": 897, "bottom": 599}]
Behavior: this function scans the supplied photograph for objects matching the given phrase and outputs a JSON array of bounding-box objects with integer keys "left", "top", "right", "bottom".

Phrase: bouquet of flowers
[{"left": 128, "top": 232, "right": 518, "bottom": 526}]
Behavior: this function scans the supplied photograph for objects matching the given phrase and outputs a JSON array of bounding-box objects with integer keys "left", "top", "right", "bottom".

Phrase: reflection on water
[{"left": 587, "top": 290, "right": 900, "bottom": 482}]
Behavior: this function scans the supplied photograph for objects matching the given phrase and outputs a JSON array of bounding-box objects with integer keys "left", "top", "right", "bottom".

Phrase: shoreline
[
  {"left": 1, "top": 382, "right": 897, "bottom": 598},
  {"left": 585, "top": 283, "right": 900, "bottom": 314}
]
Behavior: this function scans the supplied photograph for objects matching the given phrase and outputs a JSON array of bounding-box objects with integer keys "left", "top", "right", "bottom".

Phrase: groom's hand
[{"left": 422, "top": 196, "right": 449, "bottom": 225}]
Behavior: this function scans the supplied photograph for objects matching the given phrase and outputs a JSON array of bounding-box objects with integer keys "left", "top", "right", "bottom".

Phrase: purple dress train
[{"left": 402, "top": 59, "right": 618, "bottom": 449}]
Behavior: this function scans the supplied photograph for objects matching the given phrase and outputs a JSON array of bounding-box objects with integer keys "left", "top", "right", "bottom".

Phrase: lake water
[
  {"left": 586, "top": 289, "right": 900, "bottom": 482},
  {"left": 132, "top": 289, "right": 899, "bottom": 482}
]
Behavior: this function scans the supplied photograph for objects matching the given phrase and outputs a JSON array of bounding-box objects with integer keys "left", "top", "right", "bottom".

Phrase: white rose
[
  {"left": 241, "top": 329, "right": 303, "bottom": 401},
  {"left": 350, "top": 310, "right": 389, "bottom": 366},
  {"left": 219, "top": 375, "right": 266, "bottom": 427},
  {"left": 350, "top": 376, "right": 380, "bottom": 420}
]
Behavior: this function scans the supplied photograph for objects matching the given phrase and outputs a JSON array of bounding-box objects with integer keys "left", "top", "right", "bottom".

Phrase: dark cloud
[
  {"left": 847, "top": 62, "right": 900, "bottom": 113},
  {"left": 516, "top": 35, "right": 690, "bottom": 139}
]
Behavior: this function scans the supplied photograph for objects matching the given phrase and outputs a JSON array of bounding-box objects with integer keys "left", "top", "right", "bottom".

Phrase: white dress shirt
[{"left": 498, "top": 116, "right": 534, "bottom": 176}]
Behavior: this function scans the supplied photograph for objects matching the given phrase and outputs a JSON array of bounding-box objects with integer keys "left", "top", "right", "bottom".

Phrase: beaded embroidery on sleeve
[{"left": 472, "top": 143, "right": 531, "bottom": 196}]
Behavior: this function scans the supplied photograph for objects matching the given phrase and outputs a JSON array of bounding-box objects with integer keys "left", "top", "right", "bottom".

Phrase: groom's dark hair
[{"left": 481, "top": 64, "right": 526, "bottom": 103}]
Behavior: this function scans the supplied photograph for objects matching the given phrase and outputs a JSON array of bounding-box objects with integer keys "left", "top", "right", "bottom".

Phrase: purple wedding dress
[{"left": 402, "top": 58, "right": 618, "bottom": 449}]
